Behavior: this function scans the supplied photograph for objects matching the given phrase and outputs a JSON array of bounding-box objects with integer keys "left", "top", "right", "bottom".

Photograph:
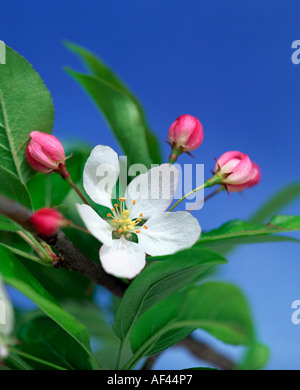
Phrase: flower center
[{"left": 106, "top": 198, "right": 148, "bottom": 238}]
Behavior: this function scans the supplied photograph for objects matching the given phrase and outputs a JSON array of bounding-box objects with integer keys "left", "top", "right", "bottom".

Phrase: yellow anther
[
  {"left": 127, "top": 225, "right": 134, "bottom": 231},
  {"left": 119, "top": 219, "right": 125, "bottom": 224},
  {"left": 143, "top": 225, "right": 148, "bottom": 229},
  {"left": 118, "top": 228, "right": 123, "bottom": 234},
  {"left": 107, "top": 213, "right": 112, "bottom": 218},
  {"left": 132, "top": 200, "right": 136, "bottom": 205},
  {"left": 139, "top": 213, "right": 143, "bottom": 217},
  {"left": 130, "top": 220, "right": 135, "bottom": 226},
  {"left": 136, "top": 230, "right": 140, "bottom": 233},
  {"left": 123, "top": 210, "right": 130, "bottom": 216},
  {"left": 124, "top": 226, "right": 128, "bottom": 232},
  {"left": 125, "top": 218, "right": 131, "bottom": 224}
]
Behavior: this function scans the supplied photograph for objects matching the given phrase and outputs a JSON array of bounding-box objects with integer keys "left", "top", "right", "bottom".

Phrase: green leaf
[
  {"left": 113, "top": 247, "right": 227, "bottom": 342},
  {"left": 23, "top": 258, "right": 94, "bottom": 302},
  {"left": 270, "top": 214, "right": 300, "bottom": 229},
  {"left": 249, "top": 181, "right": 300, "bottom": 224},
  {"left": 64, "top": 301, "right": 125, "bottom": 369},
  {"left": 0, "top": 246, "right": 100, "bottom": 368},
  {"left": 16, "top": 316, "right": 94, "bottom": 370},
  {"left": 113, "top": 246, "right": 226, "bottom": 367},
  {"left": 4, "top": 353, "right": 32, "bottom": 370},
  {"left": 64, "top": 42, "right": 161, "bottom": 167},
  {"left": 9, "top": 347, "right": 67, "bottom": 370},
  {"left": 197, "top": 217, "right": 300, "bottom": 247},
  {"left": 0, "top": 243, "right": 45, "bottom": 265},
  {"left": 0, "top": 45, "right": 54, "bottom": 184},
  {"left": 0, "top": 166, "right": 32, "bottom": 231},
  {"left": 126, "top": 282, "right": 254, "bottom": 369},
  {"left": 238, "top": 342, "right": 270, "bottom": 370}
]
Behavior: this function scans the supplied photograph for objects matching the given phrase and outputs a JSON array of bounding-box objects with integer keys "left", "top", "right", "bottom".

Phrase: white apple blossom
[{"left": 77, "top": 145, "right": 201, "bottom": 279}]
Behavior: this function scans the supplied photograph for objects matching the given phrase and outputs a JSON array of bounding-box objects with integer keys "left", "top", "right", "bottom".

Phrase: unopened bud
[
  {"left": 214, "top": 151, "right": 261, "bottom": 192},
  {"left": 30, "top": 208, "right": 69, "bottom": 236},
  {"left": 26, "top": 131, "right": 69, "bottom": 178},
  {"left": 168, "top": 114, "right": 204, "bottom": 162}
]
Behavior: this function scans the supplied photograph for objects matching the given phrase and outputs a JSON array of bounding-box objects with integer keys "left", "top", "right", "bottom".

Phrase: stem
[
  {"left": 9, "top": 347, "right": 68, "bottom": 370},
  {"left": 0, "top": 243, "right": 50, "bottom": 266},
  {"left": 187, "top": 186, "right": 223, "bottom": 212},
  {"left": 70, "top": 223, "right": 93, "bottom": 235},
  {"left": 64, "top": 176, "right": 90, "bottom": 205},
  {"left": 168, "top": 176, "right": 220, "bottom": 212},
  {"left": 16, "top": 231, "right": 52, "bottom": 263},
  {"left": 116, "top": 341, "right": 125, "bottom": 370},
  {"left": 169, "top": 147, "right": 182, "bottom": 164}
]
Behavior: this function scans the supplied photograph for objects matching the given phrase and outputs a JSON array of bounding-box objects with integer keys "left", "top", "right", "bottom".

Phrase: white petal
[
  {"left": 76, "top": 204, "right": 113, "bottom": 246},
  {"left": 125, "top": 164, "right": 179, "bottom": 219},
  {"left": 138, "top": 211, "right": 201, "bottom": 256},
  {"left": 0, "top": 342, "right": 9, "bottom": 359},
  {"left": 0, "top": 278, "right": 14, "bottom": 336},
  {"left": 83, "top": 145, "right": 120, "bottom": 209},
  {"left": 99, "top": 236, "right": 146, "bottom": 279}
]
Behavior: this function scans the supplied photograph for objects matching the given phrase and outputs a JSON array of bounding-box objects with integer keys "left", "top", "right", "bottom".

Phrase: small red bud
[{"left": 30, "top": 208, "right": 68, "bottom": 236}]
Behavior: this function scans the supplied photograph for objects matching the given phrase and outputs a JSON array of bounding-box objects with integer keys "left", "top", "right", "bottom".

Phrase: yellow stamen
[
  {"left": 124, "top": 226, "right": 128, "bottom": 232},
  {"left": 119, "top": 219, "right": 125, "bottom": 224},
  {"left": 123, "top": 210, "right": 130, "bottom": 216},
  {"left": 130, "top": 221, "right": 135, "bottom": 226},
  {"left": 127, "top": 225, "right": 134, "bottom": 231}
]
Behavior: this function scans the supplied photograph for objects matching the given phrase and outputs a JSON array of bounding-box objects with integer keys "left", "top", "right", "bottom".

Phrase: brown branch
[
  {"left": 47, "top": 230, "right": 127, "bottom": 297},
  {"left": 178, "top": 335, "right": 235, "bottom": 370},
  {"left": 140, "top": 353, "right": 160, "bottom": 370},
  {"left": 142, "top": 335, "right": 235, "bottom": 370},
  {"left": 0, "top": 194, "right": 127, "bottom": 298}
]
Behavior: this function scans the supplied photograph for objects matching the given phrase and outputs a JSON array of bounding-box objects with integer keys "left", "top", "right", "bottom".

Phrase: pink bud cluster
[{"left": 167, "top": 114, "right": 260, "bottom": 193}]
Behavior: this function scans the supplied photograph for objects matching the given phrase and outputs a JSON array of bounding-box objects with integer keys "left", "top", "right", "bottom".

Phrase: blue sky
[{"left": 2, "top": 0, "right": 300, "bottom": 369}]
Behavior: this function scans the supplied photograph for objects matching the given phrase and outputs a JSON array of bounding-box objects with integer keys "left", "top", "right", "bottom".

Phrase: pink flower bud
[
  {"left": 215, "top": 151, "right": 261, "bottom": 192},
  {"left": 168, "top": 114, "right": 204, "bottom": 152},
  {"left": 26, "top": 131, "right": 66, "bottom": 175},
  {"left": 30, "top": 208, "right": 68, "bottom": 236}
]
